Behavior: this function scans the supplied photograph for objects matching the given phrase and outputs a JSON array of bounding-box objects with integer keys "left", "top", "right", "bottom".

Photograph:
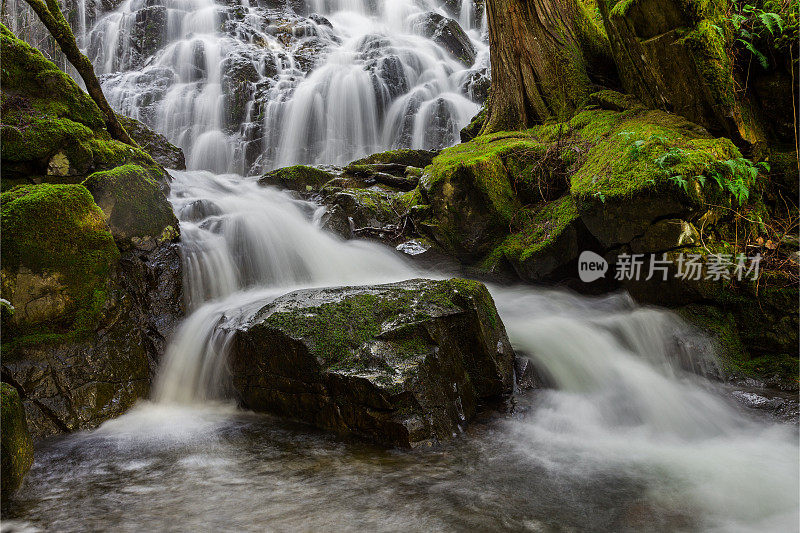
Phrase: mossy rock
[
  {"left": 0, "top": 25, "right": 102, "bottom": 129},
  {"left": 678, "top": 301, "right": 798, "bottom": 389},
  {"left": 258, "top": 165, "right": 335, "bottom": 192},
  {"left": 83, "top": 164, "right": 179, "bottom": 248},
  {"left": 566, "top": 102, "right": 747, "bottom": 247},
  {"left": 676, "top": 304, "right": 748, "bottom": 372},
  {"left": 415, "top": 132, "right": 533, "bottom": 259},
  {"left": 0, "top": 25, "right": 160, "bottom": 184},
  {"left": 231, "top": 278, "right": 514, "bottom": 447},
  {"left": 485, "top": 195, "right": 584, "bottom": 281},
  {"left": 1, "top": 383, "right": 34, "bottom": 496},
  {"left": 460, "top": 106, "right": 486, "bottom": 143},
  {"left": 1, "top": 184, "right": 119, "bottom": 334},
  {"left": 349, "top": 149, "right": 438, "bottom": 169}
]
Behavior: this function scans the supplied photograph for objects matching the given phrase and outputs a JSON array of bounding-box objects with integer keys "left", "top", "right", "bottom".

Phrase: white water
[{"left": 75, "top": 0, "right": 487, "bottom": 173}]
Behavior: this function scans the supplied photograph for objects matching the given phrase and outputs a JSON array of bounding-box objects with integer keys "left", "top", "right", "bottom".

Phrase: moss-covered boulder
[
  {"left": 83, "top": 164, "right": 179, "bottom": 249},
  {"left": 230, "top": 278, "right": 515, "bottom": 447},
  {"left": 0, "top": 183, "right": 177, "bottom": 438},
  {"left": 1, "top": 383, "right": 34, "bottom": 496},
  {"left": 0, "top": 25, "right": 169, "bottom": 188},
  {"left": 567, "top": 99, "right": 745, "bottom": 247},
  {"left": 258, "top": 165, "right": 336, "bottom": 192},
  {"left": 413, "top": 132, "right": 530, "bottom": 260},
  {"left": 349, "top": 149, "right": 438, "bottom": 169},
  {"left": 486, "top": 195, "right": 587, "bottom": 281},
  {"left": 0, "top": 184, "right": 119, "bottom": 333}
]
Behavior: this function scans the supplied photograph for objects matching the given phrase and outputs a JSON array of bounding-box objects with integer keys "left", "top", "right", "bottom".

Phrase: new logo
[{"left": 578, "top": 251, "right": 608, "bottom": 282}]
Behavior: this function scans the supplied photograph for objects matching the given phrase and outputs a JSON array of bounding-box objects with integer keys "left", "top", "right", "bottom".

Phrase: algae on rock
[
  {"left": 1, "top": 383, "right": 34, "bottom": 496},
  {"left": 231, "top": 278, "right": 515, "bottom": 447}
]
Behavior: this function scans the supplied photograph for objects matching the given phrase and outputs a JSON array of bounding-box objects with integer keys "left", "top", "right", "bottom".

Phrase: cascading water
[
  {"left": 153, "top": 170, "right": 417, "bottom": 403},
  {"left": 73, "top": 0, "right": 488, "bottom": 173}
]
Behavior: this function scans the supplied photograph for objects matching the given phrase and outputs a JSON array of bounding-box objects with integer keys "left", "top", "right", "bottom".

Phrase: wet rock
[
  {"left": 461, "top": 68, "right": 490, "bottom": 104},
  {"left": 258, "top": 165, "right": 336, "bottom": 192},
  {"left": 83, "top": 164, "right": 179, "bottom": 250},
  {"left": 460, "top": 106, "right": 486, "bottom": 142},
  {"left": 132, "top": 5, "right": 168, "bottom": 62},
  {"left": 220, "top": 53, "right": 261, "bottom": 132},
  {"left": 230, "top": 278, "right": 515, "bottom": 447},
  {"left": 321, "top": 186, "right": 400, "bottom": 235},
  {"left": 396, "top": 239, "right": 431, "bottom": 257},
  {"left": 349, "top": 149, "right": 438, "bottom": 169},
  {"left": 117, "top": 115, "right": 186, "bottom": 170},
  {"left": 730, "top": 387, "right": 799, "bottom": 423},
  {"left": 1, "top": 239, "right": 183, "bottom": 439},
  {"left": 416, "top": 12, "right": 476, "bottom": 65},
  {"left": 514, "top": 356, "right": 550, "bottom": 390},
  {"left": 0, "top": 383, "right": 34, "bottom": 496}
]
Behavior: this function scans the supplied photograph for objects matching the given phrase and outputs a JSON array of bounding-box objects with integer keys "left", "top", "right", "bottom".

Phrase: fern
[
  {"left": 739, "top": 39, "right": 769, "bottom": 68},
  {"left": 758, "top": 12, "right": 783, "bottom": 35}
]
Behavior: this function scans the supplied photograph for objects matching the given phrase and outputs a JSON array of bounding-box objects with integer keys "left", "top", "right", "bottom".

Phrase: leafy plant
[{"left": 728, "top": 0, "right": 790, "bottom": 69}]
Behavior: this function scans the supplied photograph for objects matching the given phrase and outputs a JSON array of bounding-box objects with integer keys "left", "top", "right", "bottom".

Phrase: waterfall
[{"left": 74, "top": 0, "right": 488, "bottom": 174}]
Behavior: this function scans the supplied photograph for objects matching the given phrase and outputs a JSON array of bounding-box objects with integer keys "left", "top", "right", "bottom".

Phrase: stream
[{"left": 2, "top": 0, "right": 798, "bottom": 531}]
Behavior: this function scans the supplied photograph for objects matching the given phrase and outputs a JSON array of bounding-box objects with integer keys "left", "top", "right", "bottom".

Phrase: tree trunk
[
  {"left": 22, "top": 0, "right": 136, "bottom": 146},
  {"left": 481, "top": 0, "right": 614, "bottom": 134}
]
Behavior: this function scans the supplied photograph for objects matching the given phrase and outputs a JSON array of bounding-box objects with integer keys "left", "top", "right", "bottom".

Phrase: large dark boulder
[
  {"left": 416, "top": 13, "right": 476, "bottom": 65},
  {"left": 230, "top": 278, "right": 515, "bottom": 447},
  {"left": 1, "top": 383, "right": 34, "bottom": 496}
]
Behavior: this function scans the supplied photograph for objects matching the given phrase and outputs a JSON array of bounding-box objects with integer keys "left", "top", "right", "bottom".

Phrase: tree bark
[
  {"left": 481, "top": 0, "right": 614, "bottom": 134},
  {"left": 22, "top": 0, "right": 136, "bottom": 146}
]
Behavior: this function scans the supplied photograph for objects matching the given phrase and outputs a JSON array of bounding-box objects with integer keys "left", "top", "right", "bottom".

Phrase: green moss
[
  {"left": 349, "top": 149, "right": 437, "bottom": 168},
  {"left": 679, "top": 19, "right": 736, "bottom": 109},
  {"left": 1, "top": 184, "right": 119, "bottom": 334},
  {"left": 567, "top": 104, "right": 743, "bottom": 201},
  {"left": 1, "top": 382, "right": 34, "bottom": 495},
  {"left": 677, "top": 304, "right": 747, "bottom": 370},
  {"left": 262, "top": 279, "right": 490, "bottom": 376},
  {"left": 423, "top": 131, "right": 532, "bottom": 223},
  {"left": 1, "top": 26, "right": 158, "bottom": 177},
  {"left": 259, "top": 165, "right": 334, "bottom": 191},
  {"left": 495, "top": 195, "right": 580, "bottom": 263},
  {"left": 0, "top": 25, "right": 103, "bottom": 129},
  {"left": 736, "top": 355, "right": 799, "bottom": 386},
  {"left": 83, "top": 164, "right": 177, "bottom": 243},
  {"left": 396, "top": 187, "right": 424, "bottom": 212}
]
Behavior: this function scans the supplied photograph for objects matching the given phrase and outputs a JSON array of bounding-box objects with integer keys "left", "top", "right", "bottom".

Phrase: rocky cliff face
[
  {"left": 0, "top": 26, "right": 184, "bottom": 438},
  {"left": 230, "top": 278, "right": 515, "bottom": 447}
]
